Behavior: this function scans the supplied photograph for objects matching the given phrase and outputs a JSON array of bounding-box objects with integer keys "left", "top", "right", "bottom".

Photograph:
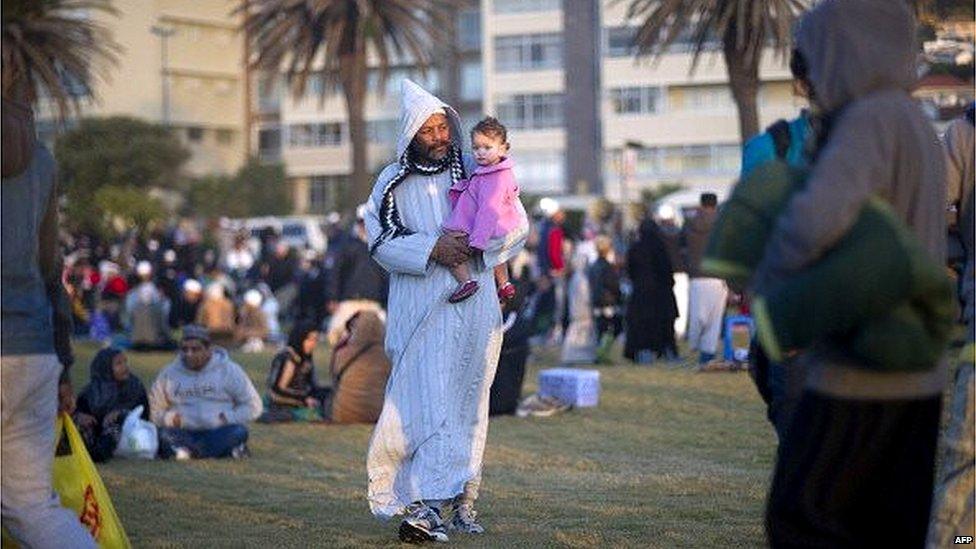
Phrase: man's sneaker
[
  {"left": 399, "top": 503, "right": 449, "bottom": 544},
  {"left": 174, "top": 446, "right": 192, "bottom": 461},
  {"left": 448, "top": 503, "right": 485, "bottom": 534},
  {"left": 230, "top": 443, "right": 250, "bottom": 459}
]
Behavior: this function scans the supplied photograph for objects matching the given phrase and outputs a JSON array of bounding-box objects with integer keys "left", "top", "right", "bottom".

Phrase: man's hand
[
  {"left": 172, "top": 413, "right": 183, "bottom": 428},
  {"left": 58, "top": 380, "right": 76, "bottom": 414},
  {"left": 430, "top": 234, "right": 470, "bottom": 267}
]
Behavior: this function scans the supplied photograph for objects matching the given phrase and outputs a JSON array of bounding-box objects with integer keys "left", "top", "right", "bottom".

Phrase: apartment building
[
  {"left": 38, "top": 0, "right": 247, "bottom": 176},
  {"left": 250, "top": 1, "right": 801, "bottom": 212},
  {"left": 253, "top": 2, "right": 482, "bottom": 214},
  {"left": 482, "top": 0, "right": 798, "bottom": 202}
]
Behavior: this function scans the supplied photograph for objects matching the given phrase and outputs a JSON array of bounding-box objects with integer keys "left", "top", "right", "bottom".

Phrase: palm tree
[
  {"left": 241, "top": 0, "right": 451, "bottom": 210},
  {"left": 623, "top": 0, "right": 807, "bottom": 143},
  {"left": 1, "top": 0, "right": 119, "bottom": 120}
]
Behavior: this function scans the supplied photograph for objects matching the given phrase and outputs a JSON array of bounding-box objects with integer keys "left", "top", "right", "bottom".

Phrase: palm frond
[
  {"left": 619, "top": 0, "right": 807, "bottom": 72},
  {"left": 1, "top": 0, "right": 121, "bottom": 120},
  {"left": 239, "top": 0, "right": 452, "bottom": 101}
]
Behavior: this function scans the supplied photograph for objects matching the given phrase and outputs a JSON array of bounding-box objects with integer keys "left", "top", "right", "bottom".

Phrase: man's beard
[{"left": 410, "top": 139, "right": 451, "bottom": 163}]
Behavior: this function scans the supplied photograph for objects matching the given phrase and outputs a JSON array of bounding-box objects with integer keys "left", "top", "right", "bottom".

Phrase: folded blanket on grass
[{"left": 703, "top": 161, "right": 954, "bottom": 371}]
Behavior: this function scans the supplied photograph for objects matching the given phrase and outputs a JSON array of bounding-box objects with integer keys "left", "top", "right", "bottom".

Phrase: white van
[{"left": 220, "top": 216, "right": 328, "bottom": 254}]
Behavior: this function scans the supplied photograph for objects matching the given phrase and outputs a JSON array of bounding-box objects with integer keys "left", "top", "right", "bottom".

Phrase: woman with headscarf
[
  {"left": 260, "top": 321, "right": 329, "bottom": 422},
  {"left": 624, "top": 218, "right": 679, "bottom": 363},
  {"left": 73, "top": 348, "right": 150, "bottom": 462},
  {"left": 328, "top": 310, "right": 391, "bottom": 424}
]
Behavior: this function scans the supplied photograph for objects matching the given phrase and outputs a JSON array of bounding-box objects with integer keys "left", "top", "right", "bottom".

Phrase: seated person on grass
[
  {"left": 703, "top": 161, "right": 955, "bottom": 371},
  {"left": 260, "top": 321, "right": 331, "bottom": 423},
  {"left": 327, "top": 311, "right": 391, "bottom": 424},
  {"left": 74, "top": 348, "right": 149, "bottom": 462},
  {"left": 149, "top": 325, "right": 263, "bottom": 459}
]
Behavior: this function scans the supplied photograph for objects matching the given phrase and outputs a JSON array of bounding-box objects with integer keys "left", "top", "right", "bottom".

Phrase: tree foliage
[
  {"left": 183, "top": 158, "right": 291, "bottom": 219},
  {"left": 55, "top": 116, "right": 190, "bottom": 233},
  {"left": 1, "top": 0, "right": 120, "bottom": 119}
]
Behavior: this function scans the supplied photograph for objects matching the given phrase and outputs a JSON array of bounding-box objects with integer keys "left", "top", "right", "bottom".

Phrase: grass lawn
[{"left": 70, "top": 341, "right": 777, "bottom": 548}]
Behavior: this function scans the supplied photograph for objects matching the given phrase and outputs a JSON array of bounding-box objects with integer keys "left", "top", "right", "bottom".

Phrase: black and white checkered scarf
[{"left": 370, "top": 144, "right": 466, "bottom": 254}]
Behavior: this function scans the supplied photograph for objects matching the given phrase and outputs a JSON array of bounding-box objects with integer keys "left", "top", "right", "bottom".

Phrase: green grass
[{"left": 70, "top": 341, "right": 777, "bottom": 548}]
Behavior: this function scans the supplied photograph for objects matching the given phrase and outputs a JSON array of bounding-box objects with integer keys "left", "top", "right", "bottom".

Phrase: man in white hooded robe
[{"left": 364, "top": 80, "right": 527, "bottom": 543}]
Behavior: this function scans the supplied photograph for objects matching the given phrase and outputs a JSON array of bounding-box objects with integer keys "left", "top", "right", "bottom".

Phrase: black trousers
[{"left": 766, "top": 390, "right": 941, "bottom": 548}]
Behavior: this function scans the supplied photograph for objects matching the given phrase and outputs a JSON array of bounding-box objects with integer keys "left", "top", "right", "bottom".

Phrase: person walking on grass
[
  {"left": 364, "top": 80, "right": 527, "bottom": 544},
  {"left": 756, "top": 1, "right": 950, "bottom": 545},
  {"left": 681, "top": 193, "right": 728, "bottom": 365}
]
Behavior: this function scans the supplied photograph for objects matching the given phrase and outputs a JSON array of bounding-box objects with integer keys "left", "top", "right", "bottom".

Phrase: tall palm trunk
[
  {"left": 722, "top": 22, "right": 762, "bottom": 143},
  {"left": 339, "top": 50, "right": 369, "bottom": 210}
]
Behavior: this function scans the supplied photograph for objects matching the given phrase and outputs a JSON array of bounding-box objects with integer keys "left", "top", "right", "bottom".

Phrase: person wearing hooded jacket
[
  {"left": 363, "top": 80, "right": 528, "bottom": 543},
  {"left": 752, "top": 2, "right": 950, "bottom": 546},
  {"left": 73, "top": 348, "right": 149, "bottom": 462},
  {"left": 149, "top": 325, "right": 262, "bottom": 460}
]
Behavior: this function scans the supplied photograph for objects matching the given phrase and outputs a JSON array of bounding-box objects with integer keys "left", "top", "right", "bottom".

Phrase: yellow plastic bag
[
  {"left": 52, "top": 412, "right": 132, "bottom": 548},
  {"left": 2, "top": 413, "right": 131, "bottom": 548}
]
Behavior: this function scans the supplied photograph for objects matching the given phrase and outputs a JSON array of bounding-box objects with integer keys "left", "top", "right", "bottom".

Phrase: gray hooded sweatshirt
[
  {"left": 149, "top": 346, "right": 263, "bottom": 430},
  {"left": 756, "top": 0, "right": 948, "bottom": 399}
]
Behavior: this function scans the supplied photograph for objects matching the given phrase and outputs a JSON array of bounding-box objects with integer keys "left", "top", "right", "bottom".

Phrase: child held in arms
[{"left": 441, "top": 116, "right": 524, "bottom": 303}]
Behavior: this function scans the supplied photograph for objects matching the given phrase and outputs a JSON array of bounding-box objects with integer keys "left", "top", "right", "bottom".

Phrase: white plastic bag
[{"left": 115, "top": 405, "right": 158, "bottom": 459}]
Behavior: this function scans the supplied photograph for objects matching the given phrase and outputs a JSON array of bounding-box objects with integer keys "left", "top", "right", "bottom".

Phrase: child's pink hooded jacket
[{"left": 442, "top": 157, "right": 522, "bottom": 250}]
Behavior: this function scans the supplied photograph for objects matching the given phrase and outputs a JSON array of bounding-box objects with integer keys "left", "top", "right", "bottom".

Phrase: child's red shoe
[
  {"left": 497, "top": 282, "right": 516, "bottom": 302},
  {"left": 449, "top": 280, "right": 479, "bottom": 303}
]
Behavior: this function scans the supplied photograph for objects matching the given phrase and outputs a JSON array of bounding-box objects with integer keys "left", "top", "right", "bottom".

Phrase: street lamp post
[{"left": 150, "top": 25, "right": 176, "bottom": 125}]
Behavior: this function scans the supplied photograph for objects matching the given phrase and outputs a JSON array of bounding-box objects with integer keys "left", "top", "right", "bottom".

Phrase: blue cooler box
[{"left": 538, "top": 368, "right": 600, "bottom": 408}]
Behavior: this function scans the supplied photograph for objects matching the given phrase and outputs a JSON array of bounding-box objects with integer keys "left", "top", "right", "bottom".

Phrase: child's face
[{"left": 471, "top": 132, "right": 508, "bottom": 166}]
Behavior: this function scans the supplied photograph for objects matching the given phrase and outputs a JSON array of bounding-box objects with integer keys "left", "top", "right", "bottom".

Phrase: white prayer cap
[
  {"left": 206, "top": 283, "right": 225, "bottom": 299},
  {"left": 356, "top": 203, "right": 368, "bottom": 221},
  {"left": 183, "top": 279, "right": 203, "bottom": 294},
  {"left": 244, "top": 289, "right": 262, "bottom": 307},
  {"left": 136, "top": 261, "right": 153, "bottom": 277},
  {"left": 539, "top": 197, "right": 561, "bottom": 216},
  {"left": 326, "top": 211, "right": 341, "bottom": 225}
]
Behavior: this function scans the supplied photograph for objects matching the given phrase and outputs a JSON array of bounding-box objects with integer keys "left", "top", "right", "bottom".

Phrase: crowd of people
[{"left": 1, "top": 0, "right": 972, "bottom": 547}]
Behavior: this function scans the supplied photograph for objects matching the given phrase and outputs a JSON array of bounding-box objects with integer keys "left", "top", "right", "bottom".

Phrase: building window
[
  {"left": 257, "top": 75, "right": 281, "bottom": 112},
  {"left": 494, "top": 33, "right": 562, "bottom": 72},
  {"left": 366, "top": 119, "right": 398, "bottom": 145},
  {"left": 609, "top": 86, "right": 662, "bottom": 115},
  {"left": 605, "top": 26, "right": 637, "bottom": 58},
  {"left": 457, "top": 9, "right": 481, "bottom": 51},
  {"left": 187, "top": 126, "right": 204, "bottom": 142},
  {"left": 308, "top": 175, "right": 346, "bottom": 214},
  {"left": 258, "top": 127, "right": 281, "bottom": 160},
  {"left": 608, "top": 144, "right": 740, "bottom": 178},
  {"left": 496, "top": 93, "right": 564, "bottom": 130},
  {"left": 216, "top": 129, "right": 234, "bottom": 145},
  {"left": 513, "top": 150, "right": 565, "bottom": 193},
  {"left": 493, "top": 0, "right": 560, "bottom": 14},
  {"left": 460, "top": 61, "right": 483, "bottom": 102},
  {"left": 682, "top": 85, "right": 735, "bottom": 113},
  {"left": 287, "top": 122, "right": 344, "bottom": 147},
  {"left": 368, "top": 67, "right": 439, "bottom": 98}
]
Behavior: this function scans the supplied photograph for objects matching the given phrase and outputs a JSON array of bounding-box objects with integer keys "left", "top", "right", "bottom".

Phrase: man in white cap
[
  {"left": 364, "top": 80, "right": 527, "bottom": 543},
  {"left": 125, "top": 261, "right": 173, "bottom": 350}
]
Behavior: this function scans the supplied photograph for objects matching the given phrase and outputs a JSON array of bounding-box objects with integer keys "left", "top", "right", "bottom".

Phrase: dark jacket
[
  {"left": 587, "top": 257, "right": 621, "bottom": 309},
  {"left": 681, "top": 208, "right": 718, "bottom": 278},
  {"left": 327, "top": 231, "right": 388, "bottom": 305}
]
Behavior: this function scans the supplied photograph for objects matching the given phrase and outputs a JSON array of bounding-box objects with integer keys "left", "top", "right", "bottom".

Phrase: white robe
[{"left": 364, "top": 80, "right": 527, "bottom": 518}]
